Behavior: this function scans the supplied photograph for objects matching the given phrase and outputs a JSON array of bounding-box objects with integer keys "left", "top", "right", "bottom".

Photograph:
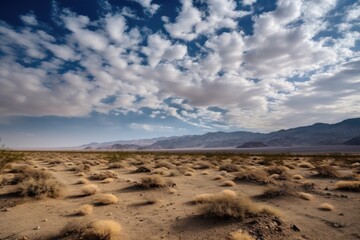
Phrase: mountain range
[{"left": 79, "top": 118, "right": 360, "bottom": 150}]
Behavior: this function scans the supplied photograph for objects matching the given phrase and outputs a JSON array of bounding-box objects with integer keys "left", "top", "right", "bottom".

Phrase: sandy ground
[{"left": 0, "top": 152, "right": 359, "bottom": 240}]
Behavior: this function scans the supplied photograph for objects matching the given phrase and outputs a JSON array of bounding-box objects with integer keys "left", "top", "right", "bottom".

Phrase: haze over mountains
[{"left": 80, "top": 118, "right": 360, "bottom": 150}]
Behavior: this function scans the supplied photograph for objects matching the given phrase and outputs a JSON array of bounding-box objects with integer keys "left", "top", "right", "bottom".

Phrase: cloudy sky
[{"left": 0, "top": 0, "right": 359, "bottom": 148}]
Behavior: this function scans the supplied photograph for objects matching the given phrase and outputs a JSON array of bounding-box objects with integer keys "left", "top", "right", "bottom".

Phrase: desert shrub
[
  {"left": 314, "top": 165, "right": 341, "bottom": 178},
  {"left": 198, "top": 191, "right": 279, "bottom": 219},
  {"left": 95, "top": 193, "right": 119, "bottom": 205},
  {"left": 91, "top": 171, "right": 117, "bottom": 180},
  {"left": 335, "top": 181, "right": 360, "bottom": 192},
  {"left": 101, "top": 178, "right": 114, "bottom": 184},
  {"left": 222, "top": 180, "right": 236, "bottom": 187},
  {"left": 234, "top": 169, "right": 271, "bottom": 184},
  {"left": 184, "top": 171, "right": 193, "bottom": 176},
  {"left": 219, "top": 163, "right": 240, "bottom": 172},
  {"left": 77, "top": 178, "right": 90, "bottom": 185},
  {"left": 192, "top": 162, "right": 211, "bottom": 170},
  {"left": 265, "top": 166, "right": 289, "bottom": 175},
  {"left": 193, "top": 193, "right": 213, "bottom": 204},
  {"left": 154, "top": 161, "right": 175, "bottom": 169},
  {"left": 298, "top": 192, "right": 313, "bottom": 201},
  {"left": 213, "top": 175, "right": 224, "bottom": 180},
  {"left": 108, "top": 162, "right": 125, "bottom": 169},
  {"left": 298, "top": 162, "right": 314, "bottom": 168},
  {"left": 60, "top": 219, "right": 122, "bottom": 240},
  {"left": 138, "top": 176, "right": 174, "bottom": 188},
  {"left": 0, "top": 149, "right": 24, "bottom": 171},
  {"left": 292, "top": 174, "right": 303, "bottom": 180},
  {"left": 229, "top": 230, "right": 255, "bottom": 240},
  {"left": 259, "top": 184, "right": 296, "bottom": 199},
  {"left": 75, "top": 204, "right": 93, "bottom": 216},
  {"left": 17, "top": 178, "right": 65, "bottom": 198},
  {"left": 81, "top": 184, "right": 100, "bottom": 196},
  {"left": 319, "top": 203, "right": 334, "bottom": 211},
  {"left": 201, "top": 171, "right": 209, "bottom": 175}
]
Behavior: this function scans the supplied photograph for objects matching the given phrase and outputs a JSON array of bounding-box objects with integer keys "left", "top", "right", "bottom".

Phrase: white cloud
[
  {"left": 20, "top": 14, "right": 38, "bottom": 25},
  {"left": 132, "top": 0, "right": 160, "bottom": 15},
  {"left": 0, "top": 0, "right": 359, "bottom": 132}
]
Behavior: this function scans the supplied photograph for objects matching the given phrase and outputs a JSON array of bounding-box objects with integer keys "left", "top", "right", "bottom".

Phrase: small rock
[
  {"left": 34, "top": 226, "right": 40, "bottom": 230},
  {"left": 291, "top": 224, "right": 300, "bottom": 232},
  {"left": 42, "top": 219, "right": 48, "bottom": 222}
]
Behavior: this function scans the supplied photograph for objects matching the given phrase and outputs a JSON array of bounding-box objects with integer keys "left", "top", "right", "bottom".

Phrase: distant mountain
[
  {"left": 145, "top": 118, "right": 360, "bottom": 149},
  {"left": 344, "top": 136, "right": 360, "bottom": 145},
  {"left": 79, "top": 137, "right": 170, "bottom": 149},
  {"left": 80, "top": 118, "right": 360, "bottom": 149}
]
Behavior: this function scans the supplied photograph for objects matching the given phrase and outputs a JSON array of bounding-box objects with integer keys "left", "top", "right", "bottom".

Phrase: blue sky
[{"left": 0, "top": 0, "right": 359, "bottom": 148}]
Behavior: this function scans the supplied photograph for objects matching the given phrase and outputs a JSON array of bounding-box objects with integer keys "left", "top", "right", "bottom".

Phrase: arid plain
[{"left": 0, "top": 151, "right": 360, "bottom": 240}]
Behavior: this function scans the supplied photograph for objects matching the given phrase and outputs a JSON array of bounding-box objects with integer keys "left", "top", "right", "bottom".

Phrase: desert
[{"left": 1, "top": 151, "right": 359, "bottom": 240}]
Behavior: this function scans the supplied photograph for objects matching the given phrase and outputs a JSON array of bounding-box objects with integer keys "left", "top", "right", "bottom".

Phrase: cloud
[
  {"left": 129, "top": 123, "right": 182, "bottom": 132},
  {"left": 20, "top": 13, "right": 38, "bottom": 25},
  {"left": 0, "top": 0, "right": 359, "bottom": 132},
  {"left": 133, "top": 0, "right": 160, "bottom": 15}
]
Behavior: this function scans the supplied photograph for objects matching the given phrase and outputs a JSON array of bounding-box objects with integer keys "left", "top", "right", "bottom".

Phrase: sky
[{"left": 0, "top": 0, "right": 359, "bottom": 148}]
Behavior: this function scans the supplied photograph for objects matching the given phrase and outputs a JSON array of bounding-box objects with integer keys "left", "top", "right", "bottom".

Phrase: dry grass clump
[
  {"left": 292, "top": 174, "right": 303, "bottom": 180},
  {"left": 192, "top": 162, "right": 212, "bottom": 170},
  {"left": 213, "top": 175, "right": 224, "bottom": 180},
  {"left": 201, "top": 171, "right": 209, "bottom": 175},
  {"left": 17, "top": 178, "right": 65, "bottom": 198},
  {"left": 81, "top": 184, "right": 100, "bottom": 196},
  {"left": 234, "top": 169, "right": 271, "bottom": 184},
  {"left": 265, "top": 166, "right": 289, "bottom": 175},
  {"left": 154, "top": 161, "right": 175, "bottom": 169},
  {"left": 75, "top": 204, "right": 93, "bottom": 216},
  {"left": 101, "top": 178, "right": 114, "bottom": 184},
  {"left": 298, "top": 192, "right": 314, "bottom": 201},
  {"left": 138, "top": 176, "right": 174, "bottom": 188},
  {"left": 95, "top": 193, "right": 119, "bottom": 205},
  {"left": 219, "top": 163, "right": 240, "bottom": 172},
  {"left": 91, "top": 171, "right": 117, "bottom": 180},
  {"left": 298, "top": 162, "right": 314, "bottom": 168},
  {"left": 222, "top": 180, "right": 236, "bottom": 187},
  {"left": 77, "top": 178, "right": 90, "bottom": 185},
  {"left": 334, "top": 181, "right": 360, "bottom": 192},
  {"left": 184, "top": 171, "right": 194, "bottom": 176},
  {"left": 6, "top": 166, "right": 65, "bottom": 198},
  {"left": 319, "top": 203, "right": 334, "bottom": 211},
  {"left": 229, "top": 230, "right": 255, "bottom": 240},
  {"left": 259, "top": 184, "right": 296, "bottom": 199},
  {"left": 193, "top": 193, "right": 213, "bottom": 204},
  {"left": 314, "top": 165, "right": 342, "bottom": 178},
  {"left": 108, "top": 162, "right": 125, "bottom": 169},
  {"left": 60, "top": 219, "right": 121, "bottom": 240},
  {"left": 197, "top": 191, "right": 279, "bottom": 219}
]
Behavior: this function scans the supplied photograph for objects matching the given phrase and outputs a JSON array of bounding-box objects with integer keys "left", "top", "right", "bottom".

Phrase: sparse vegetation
[
  {"left": 138, "top": 176, "right": 174, "bottom": 188},
  {"left": 319, "top": 203, "right": 334, "bottom": 211},
  {"left": 335, "top": 181, "right": 360, "bottom": 192},
  {"left": 60, "top": 219, "right": 121, "bottom": 240},
  {"left": 75, "top": 204, "right": 93, "bottom": 216},
  {"left": 234, "top": 169, "right": 271, "bottom": 184},
  {"left": 95, "top": 193, "right": 119, "bottom": 205},
  {"left": 219, "top": 163, "right": 240, "bottom": 172},
  {"left": 197, "top": 190, "right": 280, "bottom": 219},
  {"left": 314, "top": 165, "right": 342, "bottom": 178},
  {"left": 81, "top": 184, "right": 100, "bottom": 196}
]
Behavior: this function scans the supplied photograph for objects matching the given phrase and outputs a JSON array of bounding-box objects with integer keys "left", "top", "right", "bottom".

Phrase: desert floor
[{"left": 0, "top": 151, "right": 359, "bottom": 240}]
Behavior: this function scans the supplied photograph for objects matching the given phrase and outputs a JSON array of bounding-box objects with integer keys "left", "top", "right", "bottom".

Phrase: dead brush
[
  {"left": 234, "top": 169, "right": 272, "bottom": 185},
  {"left": 219, "top": 163, "right": 240, "bottom": 172},
  {"left": 197, "top": 190, "right": 280, "bottom": 219},
  {"left": 138, "top": 176, "right": 175, "bottom": 188},
  {"left": 90, "top": 171, "right": 117, "bottom": 180},
  {"left": 258, "top": 184, "right": 297, "bottom": 199},
  {"left": 335, "top": 181, "right": 360, "bottom": 192},
  {"left": 59, "top": 219, "right": 122, "bottom": 240},
  {"left": 314, "top": 165, "right": 342, "bottom": 178}
]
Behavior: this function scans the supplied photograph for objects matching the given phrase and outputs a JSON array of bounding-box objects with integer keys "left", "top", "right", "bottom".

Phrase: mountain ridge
[{"left": 79, "top": 118, "right": 360, "bottom": 149}]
